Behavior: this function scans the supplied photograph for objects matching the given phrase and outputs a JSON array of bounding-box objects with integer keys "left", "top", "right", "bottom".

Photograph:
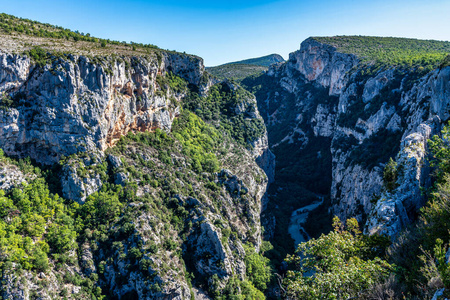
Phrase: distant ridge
[
  {"left": 223, "top": 54, "right": 285, "bottom": 67},
  {"left": 207, "top": 54, "right": 285, "bottom": 81}
]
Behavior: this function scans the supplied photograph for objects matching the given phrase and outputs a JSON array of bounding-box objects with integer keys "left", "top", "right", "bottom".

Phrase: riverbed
[{"left": 288, "top": 198, "right": 324, "bottom": 247}]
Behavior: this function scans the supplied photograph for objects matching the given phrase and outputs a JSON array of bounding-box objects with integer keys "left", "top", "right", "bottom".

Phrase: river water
[{"left": 288, "top": 197, "right": 324, "bottom": 247}]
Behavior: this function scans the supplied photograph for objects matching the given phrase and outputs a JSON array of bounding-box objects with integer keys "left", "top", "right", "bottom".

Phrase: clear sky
[{"left": 1, "top": 0, "right": 450, "bottom": 66}]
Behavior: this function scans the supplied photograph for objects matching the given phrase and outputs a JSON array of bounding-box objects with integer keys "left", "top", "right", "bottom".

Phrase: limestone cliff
[
  {"left": 0, "top": 29, "right": 273, "bottom": 299},
  {"left": 0, "top": 51, "right": 203, "bottom": 163},
  {"left": 244, "top": 36, "right": 450, "bottom": 239}
]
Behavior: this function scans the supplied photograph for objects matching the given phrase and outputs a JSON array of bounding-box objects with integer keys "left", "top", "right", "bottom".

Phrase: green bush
[
  {"left": 172, "top": 110, "right": 221, "bottom": 173},
  {"left": 244, "top": 243, "right": 272, "bottom": 291},
  {"left": 0, "top": 178, "right": 76, "bottom": 272},
  {"left": 284, "top": 217, "right": 392, "bottom": 299},
  {"left": 383, "top": 157, "right": 398, "bottom": 192}
]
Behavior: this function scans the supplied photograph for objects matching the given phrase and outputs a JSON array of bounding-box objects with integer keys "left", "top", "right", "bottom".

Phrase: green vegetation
[
  {"left": 441, "top": 55, "right": 450, "bottom": 68},
  {"left": 207, "top": 64, "right": 268, "bottom": 82},
  {"left": 313, "top": 36, "right": 450, "bottom": 71},
  {"left": 0, "top": 92, "right": 14, "bottom": 109},
  {"left": 157, "top": 71, "right": 189, "bottom": 95},
  {"left": 0, "top": 153, "right": 101, "bottom": 298},
  {"left": 284, "top": 217, "right": 392, "bottom": 299},
  {"left": 23, "top": 46, "right": 70, "bottom": 67},
  {"left": 222, "top": 54, "right": 285, "bottom": 67},
  {"left": 184, "top": 83, "right": 265, "bottom": 147},
  {"left": 243, "top": 243, "right": 272, "bottom": 291},
  {"left": 219, "top": 276, "right": 265, "bottom": 300},
  {"left": 207, "top": 54, "right": 284, "bottom": 82},
  {"left": 0, "top": 178, "right": 76, "bottom": 271},
  {"left": 0, "top": 13, "right": 159, "bottom": 50},
  {"left": 383, "top": 158, "right": 398, "bottom": 192},
  {"left": 172, "top": 110, "right": 220, "bottom": 173},
  {"left": 212, "top": 243, "right": 272, "bottom": 299}
]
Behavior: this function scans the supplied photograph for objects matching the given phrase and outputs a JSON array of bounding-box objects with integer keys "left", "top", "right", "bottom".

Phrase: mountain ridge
[
  {"left": 206, "top": 54, "right": 285, "bottom": 82},
  {"left": 219, "top": 54, "right": 285, "bottom": 67}
]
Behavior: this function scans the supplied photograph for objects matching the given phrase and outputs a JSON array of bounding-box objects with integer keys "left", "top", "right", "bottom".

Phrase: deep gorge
[{"left": 1, "top": 13, "right": 450, "bottom": 300}]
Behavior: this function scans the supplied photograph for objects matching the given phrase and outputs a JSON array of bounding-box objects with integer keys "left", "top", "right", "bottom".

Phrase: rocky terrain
[
  {"left": 2, "top": 12, "right": 450, "bottom": 300},
  {"left": 242, "top": 36, "right": 450, "bottom": 242},
  {"left": 0, "top": 14, "right": 275, "bottom": 300}
]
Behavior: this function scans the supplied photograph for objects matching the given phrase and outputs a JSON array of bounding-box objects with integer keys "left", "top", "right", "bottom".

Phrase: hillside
[
  {"left": 312, "top": 35, "right": 450, "bottom": 70},
  {"left": 206, "top": 54, "right": 285, "bottom": 82},
  {"left": 0, "top": 13, "right": 199, "bottom": 59},
  {"left": 224, "top": 54, "right": 285, "bottom": 67},
  {"left": 206, "top": 63, "right": 267, "bottom": 81},
  {"left": 0, "top": 13, "right": 275, "bottom": 300}
]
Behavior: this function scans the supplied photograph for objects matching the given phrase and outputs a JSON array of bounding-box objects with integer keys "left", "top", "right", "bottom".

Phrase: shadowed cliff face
[{"left": 244, "top": 37, "right": 450, "bottom": 241}]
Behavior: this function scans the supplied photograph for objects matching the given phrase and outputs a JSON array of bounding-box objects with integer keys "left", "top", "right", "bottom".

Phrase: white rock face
[
  {"left": 362, "top": 69, "right": 394, "bottom": 103},
  {"left": 61, "top": 162, "right": 103, "bottom": 204},
  {"left": 312, "top": 104, "right": 335, "bottom": 137},
  {"left": 289, "top": 37, "right": 359, "bottom": 96},
  {"left": 0, "top": 161, "right": 30, "bottom": 191},
  {"left": 332, "top": 160, "right": 383, "bottom": 221},
  {"left": 0, "top": 51, "right": 205, "bottom": 164},
  {"left": 365, "top": 123, "right": 434, "bottom": 236},
  {"left": 264, "top": 37, "right": 450, "bottom": 237}
]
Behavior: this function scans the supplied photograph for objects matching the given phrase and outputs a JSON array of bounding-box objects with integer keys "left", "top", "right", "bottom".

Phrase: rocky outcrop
[
  {"left": 289, "top": 37, "right": 358, "bottom": 95},
  {"left": 0, "top": 160, "right": 31, "bottom": 191},
  {"left": 61, "top": 153, "right": 105, "bottom": 203},
  {"left": 0, "top": 50, "right": 205, "bottom": 164},
  {"left": 1, "top": 255, "right": 89, "bottom": 300},
  {"left": 248, "top": 36, "right": 450, "bottom": 239}
]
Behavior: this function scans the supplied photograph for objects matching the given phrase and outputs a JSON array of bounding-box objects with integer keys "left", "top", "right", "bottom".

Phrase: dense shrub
[
  {"left": 244, "top": 243, "right": 272, "bottom": 291},
  {"left": 284, "top": 217, "right": 392, "bottom": 299},
  {"left": 0, "top": 178, "right": 77, "bottom": 271}
]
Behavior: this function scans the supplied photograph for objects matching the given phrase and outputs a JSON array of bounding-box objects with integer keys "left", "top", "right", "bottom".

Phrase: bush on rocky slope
[
  {"left": 282, "top": 123, "right": 450, "bottom": 299},
  {"left": 284, "top": 217, "right": 392, "bottom": 299}
]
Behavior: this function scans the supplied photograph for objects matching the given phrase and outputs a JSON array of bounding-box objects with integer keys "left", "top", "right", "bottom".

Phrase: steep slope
[
  {"left": 242, "top": 36, "right": 450, "bottom": 256},
  {"left": 0, "top": 14, "right": 274, "bottom": 300}
]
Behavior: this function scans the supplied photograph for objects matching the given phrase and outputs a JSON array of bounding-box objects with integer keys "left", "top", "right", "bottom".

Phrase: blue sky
[{"left": 1, "top": 0, "right": 450, "bottom": 66}]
